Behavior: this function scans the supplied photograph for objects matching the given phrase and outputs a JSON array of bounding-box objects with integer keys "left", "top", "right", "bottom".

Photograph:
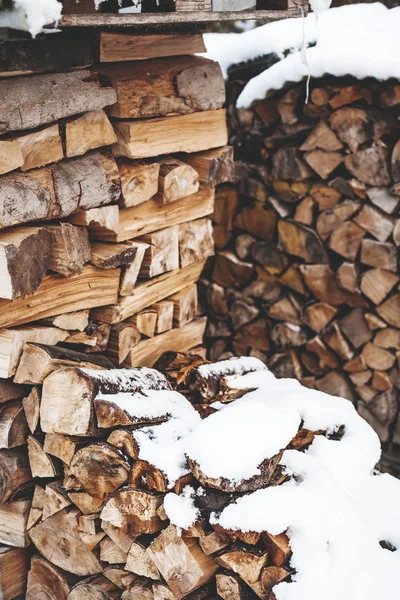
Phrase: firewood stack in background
[
  {"left": 202, "top": 71, "right": 400, "bottom": 464},
  {"left": 0, "top": 30, "right": 234, "bottom": 599}
]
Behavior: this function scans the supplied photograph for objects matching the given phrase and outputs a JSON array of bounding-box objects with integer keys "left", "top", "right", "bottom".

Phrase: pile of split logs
[
  {"left": 0, "top": 30, "right": 236, "bottom": 385},
  {"left": 0, "top": 355, "right": 299, "bottom": 599},
  {"left": 203, "top": 73, "right": 400, "bottom": 452}
]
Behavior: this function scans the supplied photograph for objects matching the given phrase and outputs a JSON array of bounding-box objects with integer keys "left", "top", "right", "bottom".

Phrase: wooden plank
[
  {"left": 0, "top": 266, "right": 120, "bottom": 329},
  {"left": 113, "top": 109, "right": 228, "bottom": 159},
  {"left": 99, "top": 32, "right": 206, "bottom": 62},
  {"left": 123, "top": 317, "right": 206, "bottom": 367},
  {"left": 92, "top": 259, "right": 205, "bottom": 324},
  {"left": 85, "top": 187, "right": 214, "bottom": 243},
  {"left": 59, "top": 9, "right": 300, "bottom": 26}
]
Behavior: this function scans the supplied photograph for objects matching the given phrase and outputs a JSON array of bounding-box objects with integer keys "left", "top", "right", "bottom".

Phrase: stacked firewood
[
  {"left": 203, "top": 74, "right": 400, "bottom": 449},
  {"left": 0, "top": 355, "right": 303, "bottom": 599},
  {"left": 0, "top": 29, "right": 236, "bottom": 392}
]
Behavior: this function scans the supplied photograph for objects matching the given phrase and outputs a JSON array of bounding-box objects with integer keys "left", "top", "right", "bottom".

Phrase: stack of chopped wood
[
  {"left": 0, "top": 355, "right": 305, "bottom": 599},
  {"left": 0, "top": 30, "right": 235, "bottom": 391},
  {"left": 203, "top": 74, "right": 400, "bottom": 448}
]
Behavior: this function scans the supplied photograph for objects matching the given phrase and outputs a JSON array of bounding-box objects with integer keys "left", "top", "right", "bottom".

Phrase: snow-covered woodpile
[
  {"left": 0, "top": 31, "right": 235, "bottom": 383},
  {"left": 2, "top": 354, "right": 399, "bottom": 599},
  {"left": 202, "top": 5, "right": 400, "bottom": 458}
]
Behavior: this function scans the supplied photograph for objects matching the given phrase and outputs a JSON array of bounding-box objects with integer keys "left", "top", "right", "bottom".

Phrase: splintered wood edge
[{"left": 59, "top": 9, "right": 301, "bottom": 27}]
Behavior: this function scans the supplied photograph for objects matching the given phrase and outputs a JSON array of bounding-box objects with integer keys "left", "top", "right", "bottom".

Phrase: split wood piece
[
  {"left": 26, "top": 555, "right": 71, "bottom": 600},
  {"left": 99, "top": 31, "right": 206, "bottom": 62},
  {"left": 129, "top": 459, "right": 168, "bottom": 493},
  {"left": 0, "top": 545, "right": 29, "bottom": 600},
  {"left": 103, "top": 566, "right": 136, "bottom": 590},
  {"left": 337, "top": 262, "right": 360, "bottom": 294},
  {"left": 353, "top": 204, "right": 394, "bottom": 243},
  {"left": 272, "top": 179, "right": 310, "bottom": 205},
  {"left": 213, "top": 251, "right": 255, "bottom": 288},
  {"left": 278, "top": 264, "right": 308, "bottom": 296},
  {"left": 0, "top": 379, "right": 30, "bottom": 406},
  {"left": 169, "top": 285, "right": 198, "bottom": 328},
  {"left": 0, "top": 401, "right": 29, "bottom": 450},
  {"left": 68, "top": 205, "right": 119, "bottom": 236},
  {"left": 70, "top": 443, "right": 129, "bottom": 501},
  {"left": 27, "top": 435, "right": 60, "bottom": 479},
  {"left": 294, "top": 196, "right": 316, "bottom": 225},
  {"left": 377, "top": 294, "right": 400, "bottom": 328},
  {"left": 0, "top": 151, "right": 121, "bottom": 230},
  {"left": 0, "top": 447, "right": 32, "bottom": 504},
  {"left": 42, "top": 481, "right": 71, "bottom": 520},
  {"left": 123, "top": 318, "right": 207, "bottom": 368},
  {"left": 300, "top": 121, "right": 343, "bottom": 152},
  {"left": 278, "top": 220, "right": 328, "bottom": 264},
  {"left": 38, "top": 309, "right": 90, "bottom": 332},
  {"left": 231, "top": 300, "right": 259, "bottom": 331},
  {"left": 0, "top": 499, "right": 30, "bottom": 548},
  {"left": 90, "top": 241, "right": 139, "bottom": 269},
  {"left": 277, "top": 86, "right": 303, "bottom": 125},
  {"left": 101, "top": 488, "right": 163, "bottom": 534},
  {"left": 139, "top": 226, "right": 180, "bottom": 279},
  {"left": 272, "top": 147, "right": 313, "bottom": 181},
  {"left": 99, "top": 56, "right": 224, "bottom": 119},
  {"left": 179, "top": 146, "right": 235, "bottom": 188},
  {"left": 375, "top": 328, "right": 400, "bottom": 349},
  {"left": 328, "top": 221, "right": 366, "bottom": 261},
  {"left": 108, "top": 323, "right": 141, "bottom": 365},
  {"left": 118, "top": 158, "right": 160, "bottom": 208},
  {"left": 309, "top": 183, "right": 341, "bottom": 210},
  {"left": 213, "top": 186, "right": 239, "bottom": 231},
  {"left": 302, "top": 302, "right": 337, "bottom": 333},
  {"left": 316, "top": 372, "right": 354, "bottom": 401},
  {"left": 44, "top": 433, "right": 80, "bottom": 466},
  {"left": 22, "top": 387, "right": 41, "bottom": 435},
  {"left": 17, "top": 124, "right": 64, "bottom": 171},
  {"left": 46, "top": 223, "right": 91, "bottom": 276},
  {"left": 29, "top": 508, "right": 103, "bottom": 576},
  {"left": 157, "top": 156, "right": 199, "bottom": 204},
  {"left": 338, "top": 308, "right": 373, "bottom": 349},
  {"left": 14, "top": 343, "right": 113, "bottom": 385},
  {"left": 367, "top": 187, "right": 400, "bottom": 215},
  {"left": 0, "top": 227, "right": 54, "bottom": 299},
  {"left": 235, "top": 234, "right": 256, "bottom": 261},
  {"left": 94, "top": 390, "right": 170, "bottom": 429},
  {"left": 130, "top": 311, "right": 158, "bottom": 338},
  {"left": 360, "top": 239, "right": 397, "bottom": 272},
  {"left": 153, "top": 583, "right": 179, "bottom": 600},
  {"left": 234, "top": 202, "right": 277, "bottom": 241},
  {"left": 148, "top": 525, "right": 218, "bottom": 599},
  {"left": 0, "top": 325, "right": 69, "bottom": 379},
  {"left": 100, "top": 537, "right": 128, "bottom": 564},
  {"left": 41, "top": 366, "right": 170, "bottom": 436},
  {"left": 316, "top": 200, "right": 361, "bottom": 241},
  {"left": 108, "top": 430, "right": 139, "bottom": 460},
  {"left": 299, "top": 264, "right": 366, "bottom": 307},
  {"left": 0, "top": 33, "right": 92, "bottom": 77},
  {"left": 89, "top": 188, "right": 215, "bottom": 243},
  {"left": 68, "top": 492, "right": 104, "bottom": 516},
  {"left": 233, "top": 318, "right": 271, "bottom": 354},
  {"left": 306, "top": 337, "right": 339, "bottom": 371},
  {"left": 199, "top": 531, "right": 230, "bottom": 556},
  {"left": 92, "top": 260, "right": 206, "bottom": 324},
  {"left": 394, "top": 220, "right": 400, "bottom": 246},
  {"left": 0, "top": 265, "right": 120, "bottom": 329},
  {"left": 152, "top": 302, "right": 174, "bottom": 334},
  {"left": 329, "top": 107, "right": 370, "bottom": 153},
  {"left": 349, "top": 371, "right": 372, "bottom": 387},
  {"left": 260, "top": 566, "right": 291, "bottom": 592},
  {"left": 372, "top": 371, "right": 393, "bottom": 392},
  {"left": 216, "top": 547, "right": 268, "bottom": 598},
  {"left": 216, "top": 572, "right": 255, "bottom": 600},
  {"left": 344, "top": 145, "right": 391, "bottom": 186},
  {"left": 362, "top": 343, "right": 396, "bottom": 371},
  {"left": 64, "top": 109, "right": 117, "bottom": 158},
  {"left": 322, "top": 323, "right": 354, "bottom": 361},
  {"left": 179, "top": 218, "right": 214, "bottom": 269},
  {"left": 266, "top": 295, "right": 301, "bottom": 325},
  {"left": 120, "top": 242, "right": 149, "bottom": 296},
  {"left": 65, "top": 322, "right": 111, "bottom": 353},
  {"left": 365, "top": 313, "right": 387, "bottom": 331},
  {"left": 251, "top": 240, "right": 288, "bottom": 276},
  {"left": 101, "top": 520, "right": 135, "bottom": 554},
  {"left": 343, "top": 355, "right": 368, "bottom": 373},
  {"left": 113, "top": 109, "right": 228, "bottom": 160},
  {"left": 304, "top": 150, "right": 343, "bottom": 180},
  {"left": 360, "top": 268, "right": 399, "bottom": 305},
  {"left": 0, "top": 70, "right": 116, "bottom": 135},
  {"left": 0, "top": 139, "right": 24, "bottom": 175},
  {"left": 126, "top": 542, "right": 160, "bottom": 579}
]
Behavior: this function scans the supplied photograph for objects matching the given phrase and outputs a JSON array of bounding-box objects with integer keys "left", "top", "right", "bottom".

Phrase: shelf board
[{"left": 59, "top": 8, "right": 301, "bottom": 27}]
